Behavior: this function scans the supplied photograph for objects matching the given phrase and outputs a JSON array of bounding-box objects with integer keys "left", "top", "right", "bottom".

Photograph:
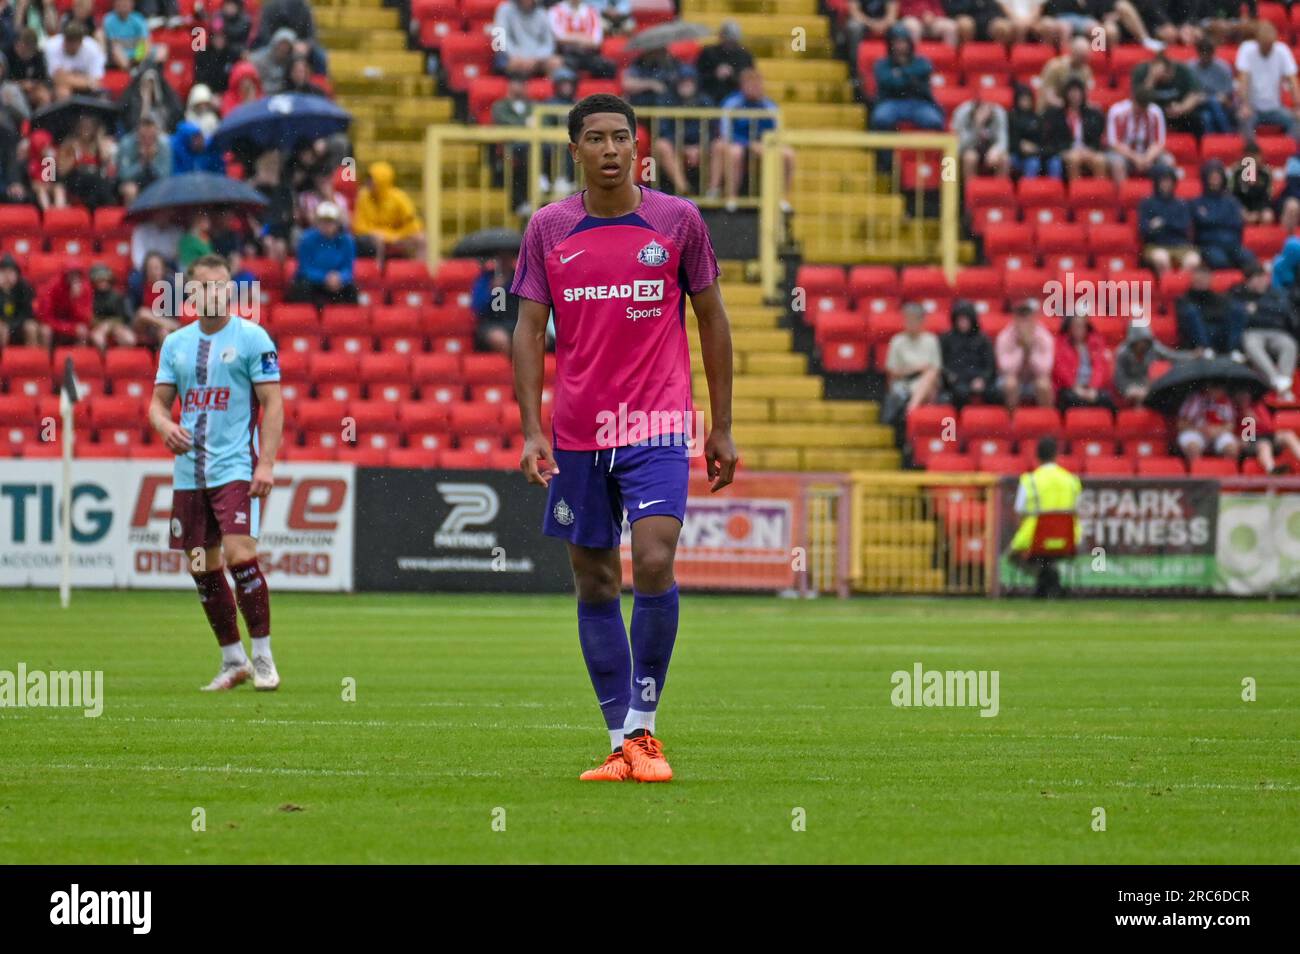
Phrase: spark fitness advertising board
[
  {"left": 0, "top": 460, "right": 355, "bottom": 591},
  {"left": 997, "top": 477, "right": 1220, "bottom": 593}
]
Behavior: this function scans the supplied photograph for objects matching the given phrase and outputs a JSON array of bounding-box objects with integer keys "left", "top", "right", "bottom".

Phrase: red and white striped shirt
[
  {"left": 1105, "top": 99, "right": 1166, "bottom": 153},
  {"left": 548, "top": 1, "right": 603, "bottom": 46}
]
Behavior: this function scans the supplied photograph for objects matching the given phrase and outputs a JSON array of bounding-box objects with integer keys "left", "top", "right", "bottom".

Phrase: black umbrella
[
  {"left": 627, "top": 21, "right": 713, "bottom": 51},
  {"left": 452, "top": 228, "right": 523, "bottom": 258},
  {"left": 125, "top": 172, "right": 268, "bottom": 223},
  {"left": 1145, "top": 357, "right": 1269, "bottom": 415},
  {"left": 31, "top": 95, "right": 121, "bottom": 140}
]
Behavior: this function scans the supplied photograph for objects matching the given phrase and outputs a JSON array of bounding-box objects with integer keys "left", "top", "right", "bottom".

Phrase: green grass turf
[{"left": 1, "top": 590, "right": 1297, "bottom": 864}]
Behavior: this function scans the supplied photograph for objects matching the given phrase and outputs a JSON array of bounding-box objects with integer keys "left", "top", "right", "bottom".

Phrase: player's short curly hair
[{"left": 567, "top": 94, "right": 636, "bottom": 144}]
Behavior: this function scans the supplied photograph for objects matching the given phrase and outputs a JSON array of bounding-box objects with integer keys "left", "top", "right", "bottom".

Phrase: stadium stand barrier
[
  {"left": 757, "top": 129, "right": 961, "bottom": 300},
  {"left": 850, "top": 471, "right": 998, "bottom": 595}
]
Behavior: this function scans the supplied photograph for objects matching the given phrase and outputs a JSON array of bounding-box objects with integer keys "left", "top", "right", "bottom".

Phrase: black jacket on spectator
[
  {"left": 0, "top": 275, "right": 34, "bottom": 332},
  {"left": 696, "top": 42, "right": 754, "bottom": 103},
  {"left": 1232, "top": 281, "right": 1297, "bottom": 335},
  {"left": 1190, "top": 160, "right": 1245, "bottom": 253},
  {"left": 1176, "top": 287, "right": 1242, "bottom": 344},
  {"left": 1041, "top": 104, "right": 1105, "bottom": 158},
  {"left": 1138, "top": 170, "right": 1193, "bottom": 247},
  {"left": 1007, "top": 103, "right": 1044, "bottom": 161},
  {"left": 194, "top": 35, "right": 240, "bottom": 93},
  {"left": 940, "top": 304, "right": 997, "bottom": 404},
  {"left": 255, "top": 0, "right": 317, "bottom": 45}
]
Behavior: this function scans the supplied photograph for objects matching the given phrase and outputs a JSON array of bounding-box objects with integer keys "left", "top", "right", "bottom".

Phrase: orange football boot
[
  {"left": 622, "top": 730, "right": 672, "bottom": 782},
  {"left": 580, "top": 750, "right": 632, "bottom": 781}
]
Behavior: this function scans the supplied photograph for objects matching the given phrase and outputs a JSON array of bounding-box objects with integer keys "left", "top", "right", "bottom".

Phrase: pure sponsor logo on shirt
[
  {"left": 183, "top": 387, "right": 231, "bottom": 411},
  {"left": 235, "top": 512, "right": 247, "bottom": 525},
  {"left": 559, "top": 250, "right": 585, "bottom": 264}
]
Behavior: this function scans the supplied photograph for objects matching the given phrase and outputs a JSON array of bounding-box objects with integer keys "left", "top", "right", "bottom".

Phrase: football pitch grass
[{"left": 2, "top": 590, "right": 1297, "bottom": 865}]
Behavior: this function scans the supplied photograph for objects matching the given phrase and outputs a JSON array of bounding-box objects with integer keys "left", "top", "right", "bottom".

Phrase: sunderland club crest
[
  {"left": 637, "top": 240, "right": 669, "bottom": 267},
  {"left": 553, "top": 499, "right": 575, "bottom": 526}
]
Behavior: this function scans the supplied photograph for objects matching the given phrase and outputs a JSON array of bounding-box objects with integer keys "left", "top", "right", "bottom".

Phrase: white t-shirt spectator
[
  {"left": 1236, "top": 40, "right": 1297, "bottom": 113},
  {"left": 43, "top": 34, "right": 107, "bottom": 83},
  {"left": 549, "top": 1, "right": 603, "bottom": 46}
]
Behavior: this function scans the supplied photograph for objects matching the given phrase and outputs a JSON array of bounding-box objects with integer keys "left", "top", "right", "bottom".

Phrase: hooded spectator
[
  {"left": 171, "top": 119, "right": 223, "bottom": 175},
  {"left": 221, "top": 59, "right": 262, "bottom": 116},
  {"left": 1231, "top": 139, "right": 1274, "bottom": 225},
  {"left": 289, "top": 201, "right": 358, "bottom": 306},
  {"left": 1113, "top": 316, "right": 1191, "bottom": 406},
  {"left": 1008, "top": 83, "right": 1055, "bottom": 178},
  {"left": 285, "top": 55, "right": 327, "bottom": 97},
  {"left": 88, "top": 262, "right": 135, "bottom": 349},
  {"left": 1273, "top": 235, "right": 1300, "bottom": 294},
  {"left": 1177, "top": 263, "right": 1246, "bottom": 358},
  {"left": 1042, "top": 77, "right": 1107, "bottom": 178},
  {"left": 186, "top": 84, "right": 222, "bottom": 137},
  {"left": 0, "top": 253, "right": 37, "bottom": 348},
  {"left": 214, "top": 0, "right": 253, "bottom": 55},
  {"left": 1139, "top": 165, "right": 1198, "bottom": 275},
  {"left": 194, "top": 21, "right": 239, "bottom": 93},
  {"left": 1232, "top": 262, "right": 1298, "bottom": 398},
  {"left": 1051, "top": 311, "right": 1115, "bottom": 410},
  {"left": 120, "top": 61, "right": 183, "bottom": 132},
  {"left": 940, "top": 300, "right": 999, "bottom": 407},
  {"left": 251, "top": 26, "right": 296, "bottom": 95},
  {"left": 1190, "top": 158, "right": 1253, "bottom": 271},
  {"left": 354, "top": 160, "right": 424, "bottom": 261},
  {"left": 34, "top": 266, "right": 93, "bottom": 347},
  {"left": 870, "top": 25, "right": 943, "bottom": 131}
]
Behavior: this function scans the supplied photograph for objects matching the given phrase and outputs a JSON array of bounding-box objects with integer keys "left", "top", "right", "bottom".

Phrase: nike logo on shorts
[
  {"left": 638, "top": 499, "right": 667, "bottom": 509},
  {"left": 559, "top": 250, "right": 585, "bottom": 264}
]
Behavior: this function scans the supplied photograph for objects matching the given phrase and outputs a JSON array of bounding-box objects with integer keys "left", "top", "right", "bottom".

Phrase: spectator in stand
[
  {"left": 128, "top": 250, "right": 179, "bottom": 344},
  {"left": 1274, "top": 235, "right": 1300, "bottom": 299},
  {"left": 116, "top": 111, "right": 170, "bottom": 204},
  {"left": 996, "top": 300, "right": 1055, "bottom": 409},
  {"left": 102, "top": 0, "right": 150, "bottom": 70},
  {"left": 43, "top": 21, "right": 103, "bottom": 98},
  {"left": 715, "top": 68, "right": 793, "bottom": 213},
  {"left": 1177, "top": 262, "right": 1246, "bottom": 358},
  {"left": 1232, "top": 262, "right": 1298, "bottom": 399},
  {"left": 0, "top": 51, "right": 29, "bottom": 185},
  {"left": 885, "top": 301, "right": 943, "bottom": 418},
  {"left": 214, "top": 0, "right": 253, "bottom": 56},
  {"left": 1231, "top": 139, "right": 1273, "bottom": 225},
  {"left": 1042, "top": 77, "right": 1107, "bottom": 179},
  {"left": 248, "top": 149, "right": 294, "bottom": 261},
  {"left": 254, "top": 0, "right": 326, "bottom": 74},
  {"left": 953, "top": 91, "right": 1009, "bottom": 178},
  {"left": 548, "top": 0, "right": 614, "bottom": 78},
  {"left": 1191, "top": 158, "right": 1253, "bottom": 271},
  {"left": 1008, "top": 83, "right": 1055, "bottom": 177},
  {"left": 946, "top": 0, "right": 1003, "bottom": 44},
  {"left": 1043, "top": 0, "right": 1109, "bottom": 46},
  {"left": 1235, "top": 20, "right": 1300, "bottom": 141},
  {"left": 1133, "top": 48, "right": 1205, "bottom": 136},
  {"left": 285, "top": 55, "right": 327, "bottom": 97},
  {"left": 194, "top": 20, "right": 238, "bottom": 94},
  {"left": 354, "top": 160, "right": 425, "bottom": 263},
  {"left": 1276, "top": 154, "right": 1300, "bottom": 234},
  {"left": 586, "top": 0, "right": 633, "bottom": 37},
  {"left": 1038, "top": 36, "right": 1093, "bottom": 111},
  {"left": 185, "top": 84, "right": 221, "bottom": 136},
  {"left": 1105, "top": 86, "right": 1170, "bottom": 185},
  {"left": 622, "top": 47, "right": 677, "bottom": 108},
  {"left": 995, "top": 0, "right": 1057, "bottom": 43},
  {"left": 289, "top": 201, "right": 357, "bottom": 306},
  {"left": 1187, "top": 37, "right": 1235, "bottom": 133},
  {"left": 1234, "top": 388, "right": 1300, "bottom": 473},
  {"left": 33, "top": 265, "right": 92, "bottom": 347},
  {"left": 60, "top": 0, "right": 96, "bottom": 37},
  {"left": 940, "top": 300, "right": 999, "bottom": 408},
  {"left": 221, "top": 59, "right": 262, "bottom": 115},
  {"left": 1052, "top": 310, "right": 1115, "bottom": 411},
  {"left": 492, "top": 0, "right": 561, "bottom": 78},
  {"left": 298, "top": 165, "right": 351, "bottom": 235},
  {"left": 58, "top": 113, "right": 116, "bottom": 209},
  {"left": 171, "top": 119, "right": 222, "bottom": 174},
  {"left": 178, "top": 211, "right": 214, "bottom": 270},
  {"left": 696, "top": 21, "right": 754, "bottom": 105},
  {"left": 121, "top": 62, "right": 182, "bottom": 132},
  {"left": 251, "top": 27, "right": 296, "bottom": 95},
  {"left": 840, "top": 0, "right": 897, "bottom": 66},
  {"left": 1153, "top": 0, "right": 1199, "bottom": 48},
  {"left": 26, "top": 127, "right": 62, "bottom": 208},
  {"left": 88, "top": 262, "right": 135, "bottom": 350},
  {"left": 1139, "top": 164, "right": 1199, "bottom": 275},
  {"left": 5, "top": 28, "right": 52, "bottom": 110},
  {"left": 471, "top": 253, "right": 519, "bottom": 354},
  {"left": 1113, "top": 318, "right": 1190, "bottom": 406},
  {"left": 490, "top": 74, "right": 534, "bottom": 215},
  {"left": 0, "top": 253, "right": 37, "bottom": 348},
  {"left": 654, "top": 65, "right": 716, "bottom": 198},
  {"left": 897, "top": 0, "right": 959, "bottom": 44},
  {"left": 1176, "top": 385, "right": 1239, "bottom": 464},
  {"left": 869, "top": 25, "right": 944, "bottom": 131}
]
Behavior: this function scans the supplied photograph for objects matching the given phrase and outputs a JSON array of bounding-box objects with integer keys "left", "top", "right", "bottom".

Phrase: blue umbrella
[
  {"left": 209, "top": 93, "right": 351, "bottom": 152},
  {"left": 125, "top": 172, "right": 268, "bottom": 223}
]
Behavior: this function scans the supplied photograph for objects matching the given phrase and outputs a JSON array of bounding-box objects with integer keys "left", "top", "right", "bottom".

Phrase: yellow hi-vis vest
[{"left": 1010, "top": 462, "right": 1083, "bottom": 552}]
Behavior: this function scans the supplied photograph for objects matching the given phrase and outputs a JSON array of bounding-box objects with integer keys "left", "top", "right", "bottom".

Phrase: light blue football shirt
[{"left": 154, "top": 317, "right": 280, "bottom": 490}]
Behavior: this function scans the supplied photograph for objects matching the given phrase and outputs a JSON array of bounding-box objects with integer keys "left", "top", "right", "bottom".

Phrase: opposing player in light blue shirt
[{"left": 149, "top": 254, "right": 285, "bottom": 692}]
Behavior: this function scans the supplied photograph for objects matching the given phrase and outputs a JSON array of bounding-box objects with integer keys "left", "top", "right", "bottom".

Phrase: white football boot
[
  {"left": 253, "top": 655, "right": 281, "bottom": 692},
  {"left": 201, "top": 659, "right": 254, "bottom": 691}
]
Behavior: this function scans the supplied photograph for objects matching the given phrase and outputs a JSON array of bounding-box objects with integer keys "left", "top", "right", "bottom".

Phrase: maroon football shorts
[{"left": 168, "top": 480, "right": 260, "bottom": 551}]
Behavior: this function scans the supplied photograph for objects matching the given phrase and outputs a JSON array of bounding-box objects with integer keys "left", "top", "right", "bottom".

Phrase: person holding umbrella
[
  {"left": 57, "top": 112, "right": 116, "bottom": 209},
  {"left": 471, "top": 251, "right": 520, "bottom": 355},
  {"left": 288, "top": 201, "right": 357, "bottom": 306},
  {"left": 1177, "top": 384, "right": 1239, "bottom": 466}
]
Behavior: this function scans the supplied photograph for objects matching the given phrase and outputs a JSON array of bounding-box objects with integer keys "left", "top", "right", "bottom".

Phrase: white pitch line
[{"left": 42, "top": 761, "right": 503, "bottom": 779}]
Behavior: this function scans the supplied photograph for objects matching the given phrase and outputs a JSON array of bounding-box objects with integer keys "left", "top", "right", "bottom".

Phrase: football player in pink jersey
[{"left": 511, "top": 95, "right": 738, "bottom": 782}]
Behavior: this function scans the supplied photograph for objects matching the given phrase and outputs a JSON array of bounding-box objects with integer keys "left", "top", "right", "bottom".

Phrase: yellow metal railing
[
  {"left": 758, "top": 129, "right": 960, "bottom": 299},
  {"left": 850, "top": 471, "right": 997, "bottom": 595}
]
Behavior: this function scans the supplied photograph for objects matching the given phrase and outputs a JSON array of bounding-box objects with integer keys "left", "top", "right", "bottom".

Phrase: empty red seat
[
  {"left": 1190, "top": 456, "right": 1239, "bottom": 476},
  {"left": 449, "top": 402, "right": 502, "bottom": 436},
  {"left": 346, "top": 401, "right": 401, "bottom": 449},
  {"left": 308, "top": 353, "right": 361, "bottom": 401},
  {"left": 387, "top": 447, "right": 440, "bottom": 468},
  {"left": 459, "top": 353, "right": 513, "bottom": 386},
  {"left": 959, "top": 404, "right": 1011, "bottom": 442},
  {"left": 1011, "top": 407, "right": 1061, "bottom": 445},
  {"left": 1083, "top": 455, "right": 1135, "bottom": 476},
  {"left": 906, "top": 404, "right": 956, "bottom": 440},
  {"left": 848, "top": 266, "right": 897, "bottom": 301},
  {"left": 359, "top": 354, "right": 412, "bottom": 401},
  {"left": 1137, "top": 456, "right": 1186, "bottom": 476},
  {"left": 320, "top": 305, "right": 372, "bottom": 354}
]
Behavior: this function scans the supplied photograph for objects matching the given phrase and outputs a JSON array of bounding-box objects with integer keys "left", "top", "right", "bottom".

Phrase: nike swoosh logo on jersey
[
  {"left": 638, "top": 499, "right": 667, "bottom": 509},
  {"left": 559, "top": 250, "right": 585, "bottom": 264}
]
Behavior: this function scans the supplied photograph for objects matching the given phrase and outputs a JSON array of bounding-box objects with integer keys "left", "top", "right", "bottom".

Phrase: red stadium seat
[
  {"left": 906, "top": 404, "right": 956, "bottom": 440},
  {"left": 359, "top": 353, "right": 412, "bottom": 402},
  {"left": 959, "top": 404, "right": 1011, "bottom": 442},
  {"left": 848, "top": 265, "right": 897, "bottom": 301},
  {"left": 1011, "top": 407, "right": 1061, "bottom": 446},
  {"left": 954, "top": 267, "right": 1003, "bottom": 302},
  {"left": 1137, "top": 456, "right": 1186, "bottom": 476},
  {"left": 346, "top": 401, "right": 402, "bottom": 450},
  {"left": 459, "top": 352, "right": 513, "bottom": 386},
  {"left": 449, "top": 402, "right": 502, "bottom": 437},
  {"left": 320, "top": 305, "right": 372, "bottom": 354},
  {"left": 1083, "top": 455, "right": 1135, "bottom": 476},
  {"left": 1190, "top": 457, "right": 1239, "bottom": 476},
  {"left": 308, "top": 353, "right": 361, "bottom": 401},
  {"left": 372, "top": 306, "right": 424, "bottom": 354},
  {"left": 387, "top": 447, "right": 440, "bottom": 468}
]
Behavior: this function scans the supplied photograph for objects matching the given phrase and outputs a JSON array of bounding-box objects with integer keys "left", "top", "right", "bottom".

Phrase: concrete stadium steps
[
  {"left": 697, "top": 373, "right": 821, "bottom": 400},
  {"left": 747, "top": 447, "right": 901, "bottom": 470},
  {"left": 327, "top": 50, "right": 426, "bottom": 78},
  {"left": 318, "top": 28, "right": 409, "bottom": 53},
  {"left": 685, "top": 0, "right": 820, "bottom": 13},
  {"left": 755, "top": 57, "right": 848, "bottom": 82},
  {"left": 780, "top": 103, "right": 866, "bottom": 127},
  {"left": 314, "top": 7, "right": 403, "bottom": 33}
]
